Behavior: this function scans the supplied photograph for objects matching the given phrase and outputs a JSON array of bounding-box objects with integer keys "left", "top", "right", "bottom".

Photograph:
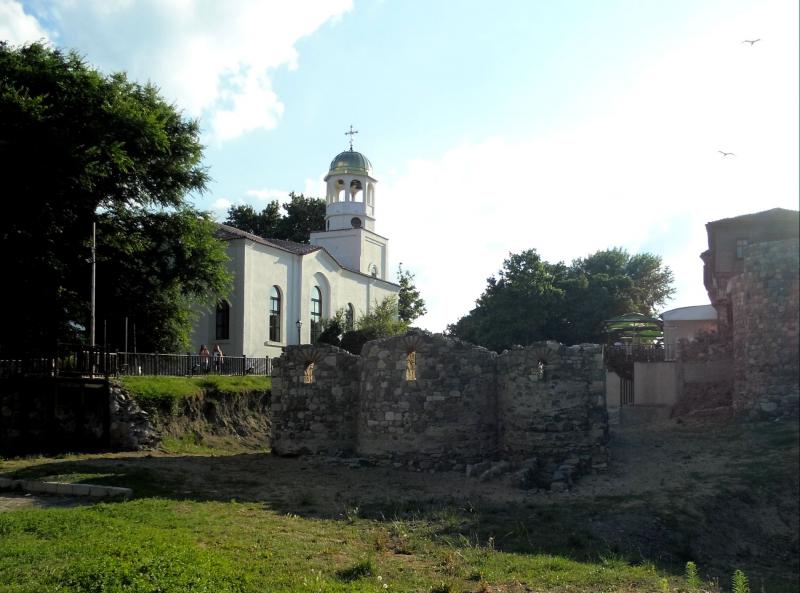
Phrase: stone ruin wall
[
  {"left": 270, "top": 346, "right": 360, "bottom": 455},
  {"left": 357, "top": 333, "right": 497, "bottom": 470},
  {"left": 271, "top": 333, "right": 609, "bottom": 487},
  {"left": 731, "top": 238, "right": 800, "bottom": 417},
  {"left": 673, "top": 329, "right": 734, "bottom": 416},
  {"left": 497, "top": 342, "right": 608, "bottom": 473}
]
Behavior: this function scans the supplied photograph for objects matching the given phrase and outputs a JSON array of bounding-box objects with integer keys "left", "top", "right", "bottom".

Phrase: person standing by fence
[
  {"left": 212, "top": 344, "right": 224, "bottom": 373},
  {"left": 199, "top": 344, "right": 210, "bottom": 373}
]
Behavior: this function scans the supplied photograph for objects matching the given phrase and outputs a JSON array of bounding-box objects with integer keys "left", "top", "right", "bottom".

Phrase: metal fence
[
  {"left": 605, "top": 344, "right": 671, "bottom": 366},
  {"left": 0, "top": 348, "right": 272, "bottom": 379}
]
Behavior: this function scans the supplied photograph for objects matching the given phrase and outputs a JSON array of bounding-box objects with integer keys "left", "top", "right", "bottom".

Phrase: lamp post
[{"left": 296, "top": 320, "right": 302, "bottom": 345}]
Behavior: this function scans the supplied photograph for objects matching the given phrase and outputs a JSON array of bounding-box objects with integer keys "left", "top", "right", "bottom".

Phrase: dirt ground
[{"left": 2, "top": 413, "right": 798, "bottom": 589}]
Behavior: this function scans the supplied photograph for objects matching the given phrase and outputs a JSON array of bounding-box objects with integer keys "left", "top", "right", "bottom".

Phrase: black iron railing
[{"left": 0, "top": 347, "right": 272, "bottom": 379}]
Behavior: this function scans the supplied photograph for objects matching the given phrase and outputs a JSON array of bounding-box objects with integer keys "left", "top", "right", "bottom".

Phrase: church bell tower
[{"left": 309, "top": 127, "right": 389, "bottom": 280}]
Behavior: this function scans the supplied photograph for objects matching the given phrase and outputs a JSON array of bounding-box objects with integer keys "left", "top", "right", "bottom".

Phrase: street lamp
[{"left": 296, "top": 319, "right": 302, "bottom": 345}]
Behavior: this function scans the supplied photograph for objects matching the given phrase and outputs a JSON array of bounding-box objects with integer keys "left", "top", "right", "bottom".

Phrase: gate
[{"left": 620, "top": 377, "right": 634, "bottom": 406}]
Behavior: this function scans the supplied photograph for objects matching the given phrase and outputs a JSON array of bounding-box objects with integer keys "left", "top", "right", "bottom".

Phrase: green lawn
[
  {"left": 117, "top": 375, "right": 270, "bottom": 415},
  {"left": 0, "top": 498, "right": 677, "bottom": 593}
]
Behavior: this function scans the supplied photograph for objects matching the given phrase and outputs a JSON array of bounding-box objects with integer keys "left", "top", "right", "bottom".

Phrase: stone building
[
  {"left": 691, "top": 208, "right": 799, "bottom": 416},
  {"left": 190, "top": 146, "right": 400, "bottom": 358},
  {"left": 701, "top": 208, "right": 798, "bottom": 326},
  {"left": 271, "top": 333, "right": 609, "bottom": 489}
]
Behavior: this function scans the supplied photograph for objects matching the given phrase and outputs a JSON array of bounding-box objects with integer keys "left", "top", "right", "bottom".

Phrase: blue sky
[{"left": 4, "top": 0, "right": 798, "bottom": 331}]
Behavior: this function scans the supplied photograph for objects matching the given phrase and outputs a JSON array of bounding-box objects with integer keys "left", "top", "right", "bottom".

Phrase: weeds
[
  {"left": 336, "top": 556, "right": 375, "bottom": 581},
  {"left": 732, "top": 569, "right": 749, "bottom": 593},
  {"left": 685, "top": 561, "right": 701, "bottom": 592}
]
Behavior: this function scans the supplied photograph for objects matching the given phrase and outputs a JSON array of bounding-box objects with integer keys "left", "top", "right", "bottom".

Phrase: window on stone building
[
  {"left": 215, "top": 300, "right": 230, "bottom": 340},
  {"left": 406, "top": 350, "right": 417, "bottom": 381},
  {"left": 346, "top": 303, "right": 355, "bottom": 331},
  {"left": 736, "top": 238, "right": 748, "bottom": 259},
  {"left": 269, "top": 286, "right": 281, "bottom": 342},
  {"left": 310, "top": 286, "right": 322, "bottom": 342},
  {"left": 303, "top": 361, "right": 315, "bottom": 384}
]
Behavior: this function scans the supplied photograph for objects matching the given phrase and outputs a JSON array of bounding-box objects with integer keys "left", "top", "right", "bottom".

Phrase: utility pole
[{"left": 90, "top": 222, "right": 96, "bottom": 348}]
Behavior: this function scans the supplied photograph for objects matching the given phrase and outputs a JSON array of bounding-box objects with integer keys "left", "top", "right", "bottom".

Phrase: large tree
[
  {"left": 224, "top": 192, "right": 325, "bottom": 243},
  {"left": 447, "top": 250, "right": 568, "bottom": 352},
  {"left": 447, "top": 248, "right": 674, "bottom": 351},
  {"left": 0, "top": 42, "right": 230, "bottom": 354}
]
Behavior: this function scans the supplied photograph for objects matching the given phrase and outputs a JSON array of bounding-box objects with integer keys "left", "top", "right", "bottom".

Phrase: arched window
[
  {"left": 346, "top": 303, "right": 355, "bottom": 331},
  {"left": 406, "top": 349, "right": 417, "bottom": 381},
  {"left": 310, "top": 286, "right": 322, "bottom": 343},
  {"left": 215, "top": 300, "right": 230, "bottom": 340},
  {"left": 269, "top": 286, "right": 281, "bottom": 342}
]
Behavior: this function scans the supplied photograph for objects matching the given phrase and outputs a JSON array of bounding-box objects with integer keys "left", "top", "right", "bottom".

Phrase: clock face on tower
[{"left": 351, "top": 217, "right": 362, "bottom": 228}]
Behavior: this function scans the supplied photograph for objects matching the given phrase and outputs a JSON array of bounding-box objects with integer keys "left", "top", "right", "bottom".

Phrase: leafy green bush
[{"left": 338, "top": 296, "right": 408, "bottom": 354}]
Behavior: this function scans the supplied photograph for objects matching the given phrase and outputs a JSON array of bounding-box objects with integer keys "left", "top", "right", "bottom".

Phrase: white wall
[
  {"left": 189, "top": 239, "right": 246, "bottom": 356},
  {"left": 605, "top": 370, "right": 621, "bottom": 408},
  {"left": 189, "top": 237, "right": 400, "bottom": 359},
  {"left": 633, "top": 362, "right": 678, "bottom": 406}
]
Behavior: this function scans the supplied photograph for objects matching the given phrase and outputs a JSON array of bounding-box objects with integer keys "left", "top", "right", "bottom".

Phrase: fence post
[
  {"left": 241, "top": 354, "right": 247, "bottom": 376},
  {"left": 186, "top": 352, "right": 191, "bottom": 376}
]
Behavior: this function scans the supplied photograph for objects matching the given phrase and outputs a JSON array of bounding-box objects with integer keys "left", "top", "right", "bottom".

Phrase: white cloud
[
  {"left": 0, "top": 0, "right": 50, "bottom": 45},
  {"left": 16, "top": 0, "right": 353, "bottom": 142},
  {"left": 245, "top": 187, "right": 287, "bottom": 202},
  {"left": 380, "top": 0, "right": 798, "bottom": 333},
  {"left": 210, "top": 197, "right": 233, "bottom": 215}
]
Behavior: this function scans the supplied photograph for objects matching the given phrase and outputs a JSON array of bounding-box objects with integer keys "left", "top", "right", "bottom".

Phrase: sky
[{"left": 4, "top": 0, "right": 798, "bottom": 332}]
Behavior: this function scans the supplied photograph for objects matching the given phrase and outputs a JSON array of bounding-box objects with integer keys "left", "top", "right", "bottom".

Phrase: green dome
[{"left": 328, "top": 150, "right": 373, "bottom": 176}]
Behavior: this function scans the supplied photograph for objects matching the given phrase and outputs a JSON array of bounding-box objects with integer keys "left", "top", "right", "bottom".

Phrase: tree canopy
[
  {"left": 397, "top": 264, "right": 427, "bottom": 323},
  {"left": 447, "top": 248, "right": 674, "bottom": 352},
  {"left": 224, "top": 192, "right": 325, "bottom": 243},
  {"left": 0, "top": 42, "right": 230, "bottom": 354}
]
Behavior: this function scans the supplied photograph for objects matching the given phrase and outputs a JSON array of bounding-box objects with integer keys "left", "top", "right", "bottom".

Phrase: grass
[
  {"left": 119, "top": 375, "right": 270, "bottom": 400},
  {"left": 117, "top": 375, "right": 270, "bottom": 415},
  {"left": 0, "top": 498, "right": 675, "bottom": 593}
]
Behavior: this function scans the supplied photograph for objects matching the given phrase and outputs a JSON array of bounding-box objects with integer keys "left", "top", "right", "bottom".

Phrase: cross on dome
[{"left": 345, "top": 125, "right": 359, "bottom": 150}]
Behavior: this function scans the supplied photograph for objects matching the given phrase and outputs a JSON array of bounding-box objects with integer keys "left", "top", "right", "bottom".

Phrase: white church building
[{"left": 190, "top": 145, "right": 400, "bottom": 358}]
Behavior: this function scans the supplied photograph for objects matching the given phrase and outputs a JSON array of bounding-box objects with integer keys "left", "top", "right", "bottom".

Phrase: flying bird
[
  {"left": 742, "top": 39, "right": 761, "bottom": 46},
  {"left": 718, "top": 150, "right": 735, "bottom": 157}
]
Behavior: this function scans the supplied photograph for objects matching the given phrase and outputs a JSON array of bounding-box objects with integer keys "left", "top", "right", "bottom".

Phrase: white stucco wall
[
  {"left": 189, "top": 240, "right": 246, "bottom": 357},
  {"left": 605, "top": 370, "right": 621, "bottom": 408},
  {"left": 190, "top": 238, "right": 399, "bottom": 359},
  {"left": 633, "top": 362, "right": 678, "bottom": 406}
]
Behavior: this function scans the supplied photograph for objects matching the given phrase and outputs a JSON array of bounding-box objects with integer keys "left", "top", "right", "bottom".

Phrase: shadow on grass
[
  {"left": 0, "top": 451, "right": 719, "bottom": 578},
  {"left": 1, "top": 417, "right": 798, "bottom": 592}
]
